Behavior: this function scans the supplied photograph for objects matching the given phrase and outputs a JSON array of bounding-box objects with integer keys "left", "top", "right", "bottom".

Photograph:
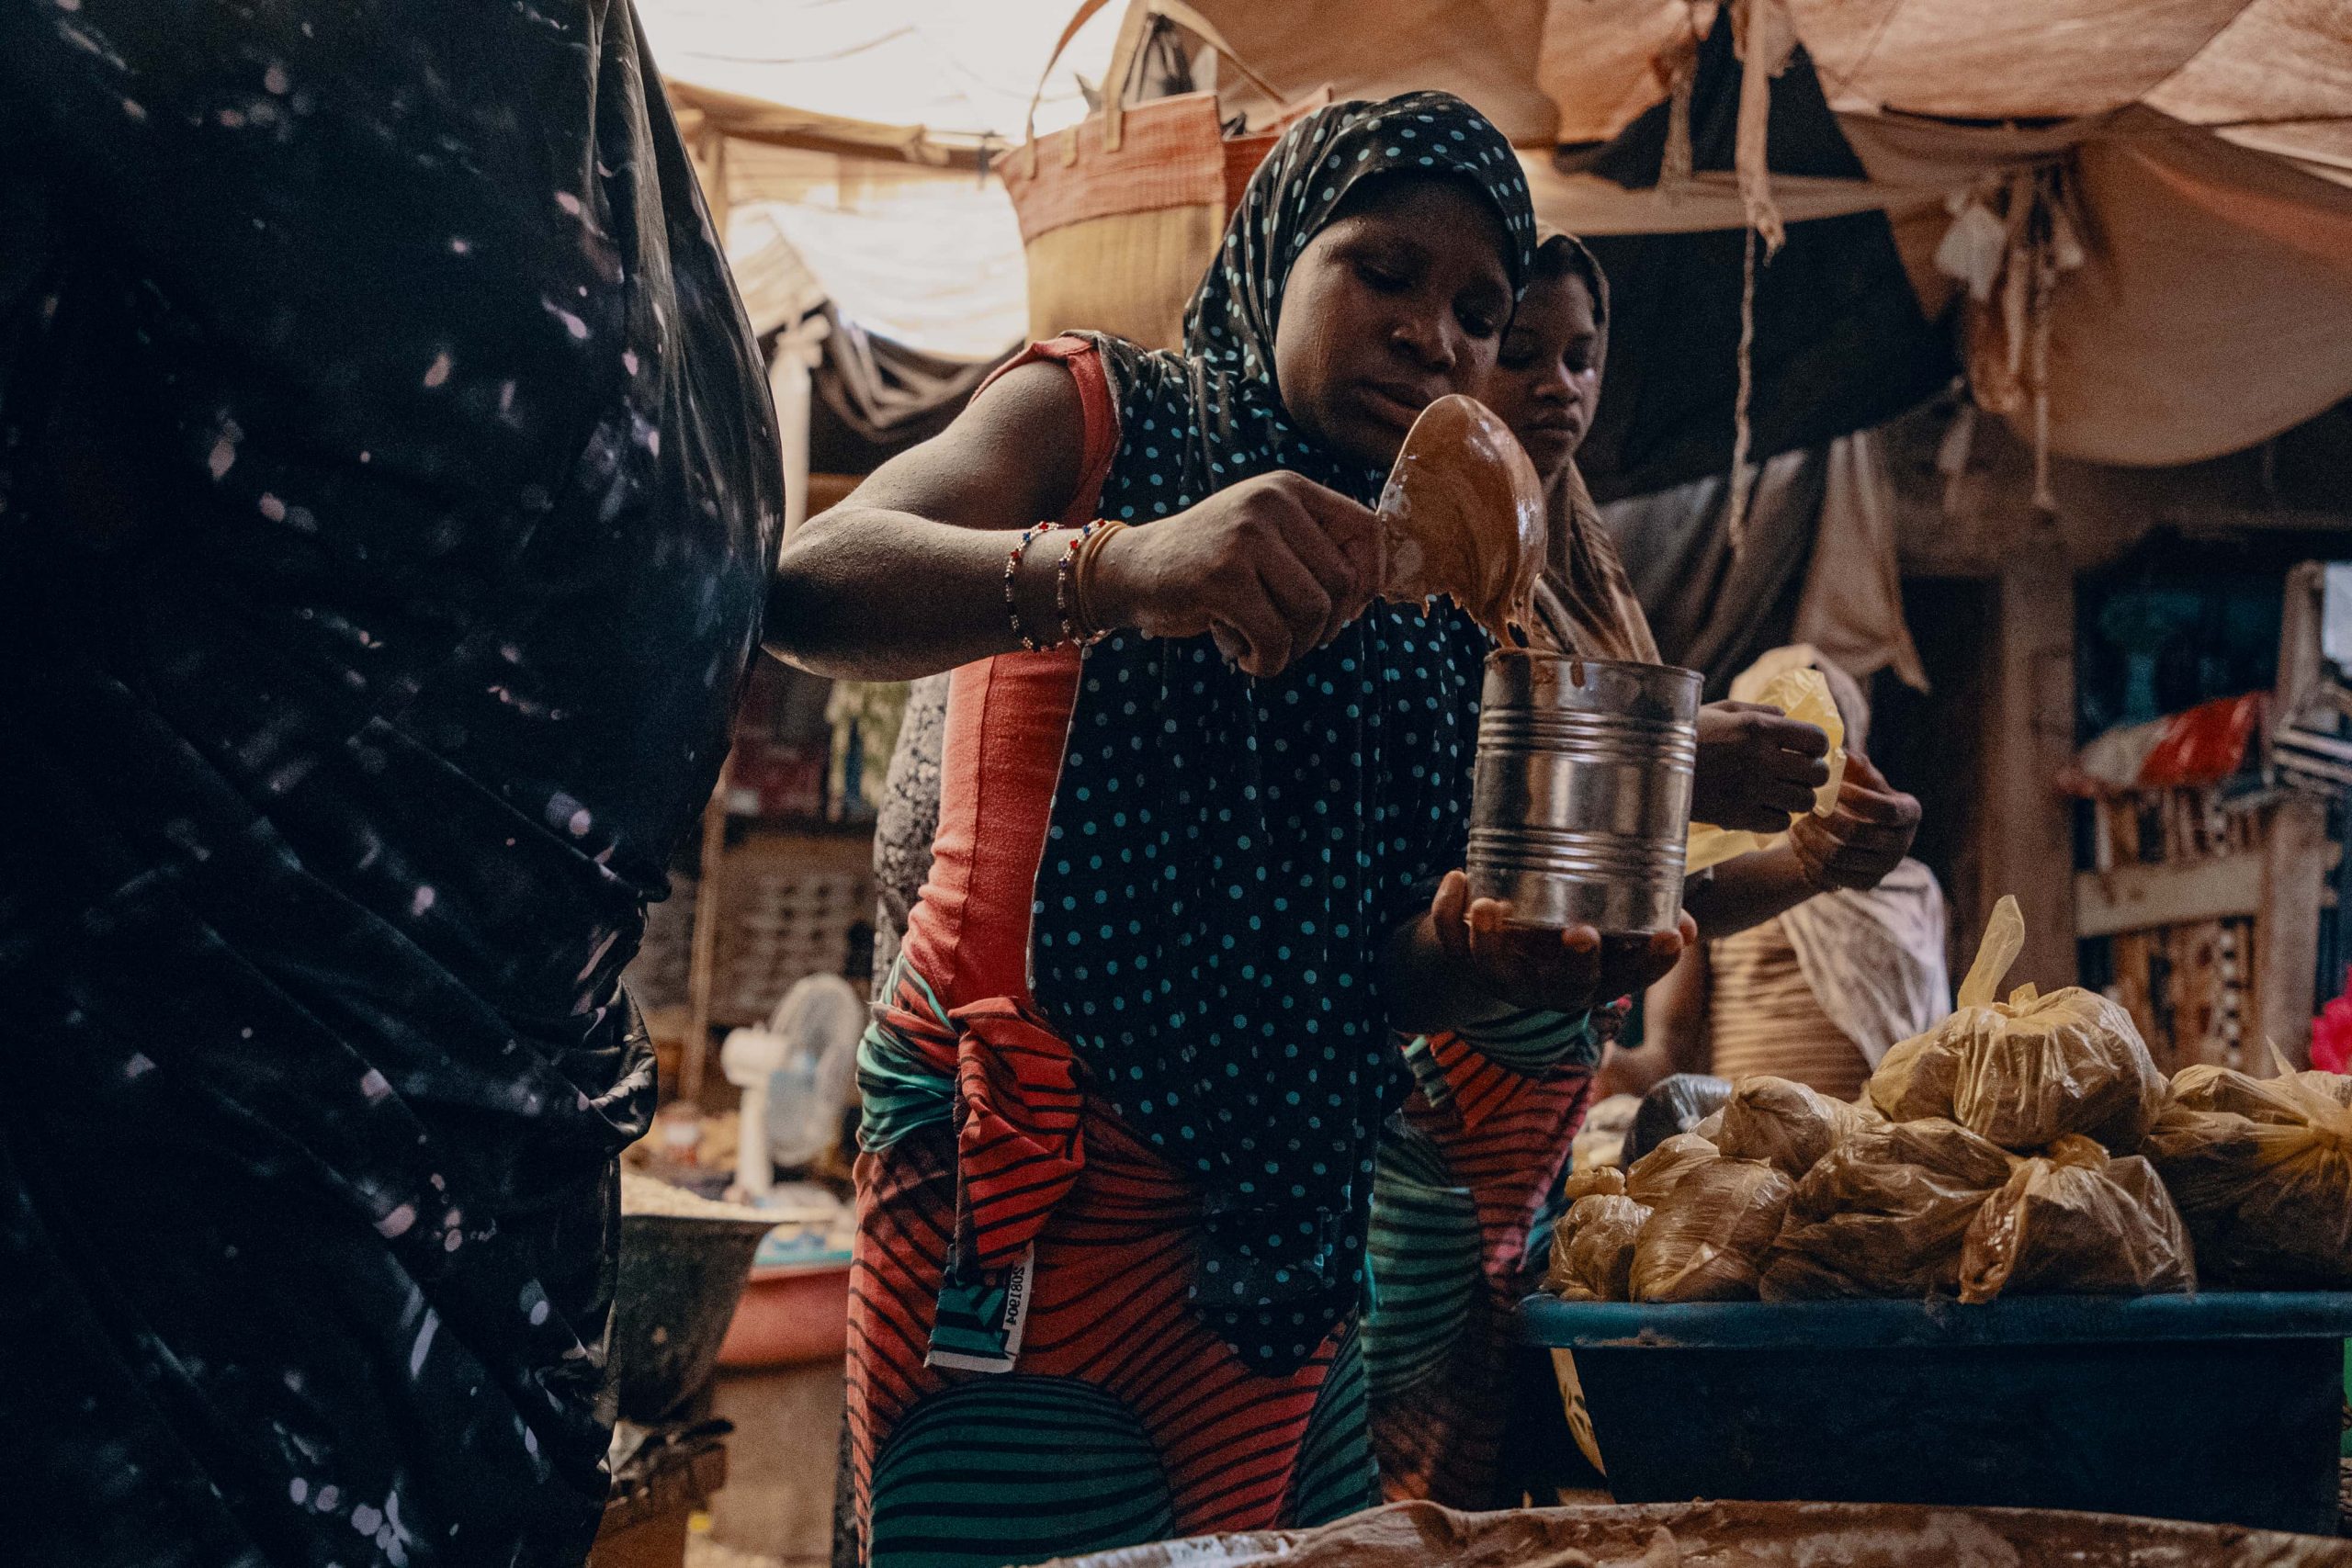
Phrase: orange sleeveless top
[{"left": 898, "top": 337, "right": 1120, "bottom": 1012}]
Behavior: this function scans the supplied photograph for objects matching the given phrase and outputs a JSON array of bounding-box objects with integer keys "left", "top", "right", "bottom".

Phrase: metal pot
[
  {"left": 1466, "top": 651, "right": 1702, "bottom": 934},
  {"left": 612, "top": 1210, "right": 776, "bottom": 1422}
]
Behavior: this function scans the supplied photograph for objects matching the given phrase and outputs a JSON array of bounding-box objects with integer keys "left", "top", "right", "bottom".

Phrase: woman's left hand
[{"left": 1423, "top": 870, "right": 1693, "bottom": 1019}]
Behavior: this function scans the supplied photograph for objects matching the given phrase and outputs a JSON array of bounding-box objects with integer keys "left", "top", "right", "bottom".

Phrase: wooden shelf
[
  {"left": 2075, "top": 855, "right": 2265, "bottom": 939},
  {"left": 2075, "top": 794, "right": 2331, "bottom": 1071}
]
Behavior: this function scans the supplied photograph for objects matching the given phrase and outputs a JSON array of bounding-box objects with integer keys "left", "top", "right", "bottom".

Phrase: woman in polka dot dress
[{"left": 770, "top": 95, "right": 1689, "bottom": 1568}]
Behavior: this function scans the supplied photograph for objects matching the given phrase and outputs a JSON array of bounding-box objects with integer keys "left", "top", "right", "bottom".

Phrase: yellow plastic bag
[
  {"left": 1761, "top": 1117, "right": 2018, "bottom": 1301},
  {"left": 2143, "top": 1050, "right": 2352, "bottom": 1287},
  {"left": 1623, "top": 1131, "right": 1719, "bottom": 1205},
  {"left": 1629, "top": 1155, "right": 1794, "bottom": 1303},
  {"left": 1685, "top": 655, "right": 1848, "bottom": 874},
  {"left": 1867, "top": 895, "right": 2166, "bottom": 1152},
  {"left": 1544, "top": 1193, "right": 1654, "bottom": 1303},
  {"left": 1958, "top": 1134, "right": 2197, "bottom": 1303},
  {"left": 1713, "top": 1075, "right": 1880, "bottom": 1179}
]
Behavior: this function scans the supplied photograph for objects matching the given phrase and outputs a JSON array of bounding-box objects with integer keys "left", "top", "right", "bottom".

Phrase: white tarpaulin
[
  {"left": 641, "top": 0, "right": 1122, "bottom": 162},
  {"left": 644, "top": 0, "right": 2352, "bottom": 463}
]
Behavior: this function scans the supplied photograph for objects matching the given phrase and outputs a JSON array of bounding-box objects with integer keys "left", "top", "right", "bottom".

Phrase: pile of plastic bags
[{"left": 1549, "top": 896, "right": 2253, "bottom": 1306}]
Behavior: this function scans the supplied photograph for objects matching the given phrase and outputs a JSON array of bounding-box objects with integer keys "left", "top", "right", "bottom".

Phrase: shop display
[
  {"left": 1959, "top": 1135, "right": 2197, "bottom": 1303},
  {"left": 2144, "top": 1057, "right": 2352, "bottom": 1288},
  {"left": 1628, "top": 1155, "right": 1794, "bottom": 1303},
  {"left": 1544, "top": 893, "right": 2351, "bottom": 1311},
  {"left": 1715, "top": 1075, "right": 1879, "bottom": 1179}
]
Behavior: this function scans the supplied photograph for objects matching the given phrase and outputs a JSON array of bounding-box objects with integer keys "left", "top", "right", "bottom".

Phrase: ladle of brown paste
[{"left": 1374, "top": 394, "right": 1551, "bottom": 648}]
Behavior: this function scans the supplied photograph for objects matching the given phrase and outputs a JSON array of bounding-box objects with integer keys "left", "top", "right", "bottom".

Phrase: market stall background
[
  {"left": 601, "top": 4, "right": 2352, "bottom": 1564},
  {"left": 623, "top": 0, "right": 2352, "bottom": 1060}
]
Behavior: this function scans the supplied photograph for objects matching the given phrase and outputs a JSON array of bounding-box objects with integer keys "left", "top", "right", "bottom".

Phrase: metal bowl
[{"left": 612, "top": 1211, "right": 777, "bottom": 1422}]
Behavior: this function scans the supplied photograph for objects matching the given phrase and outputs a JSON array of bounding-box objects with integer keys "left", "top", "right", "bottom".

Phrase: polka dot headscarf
[{"left": 1033, "top": 93, "right": 1537, "bottom": 1371}]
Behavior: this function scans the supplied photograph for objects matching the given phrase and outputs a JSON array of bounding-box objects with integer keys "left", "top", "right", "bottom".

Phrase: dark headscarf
[
  {"left": 1029, "top": 93, "right": 1536, "bottom": 1370},
  {"left": 1521, "top": 226, "right": 1662, "bottom": 665}
]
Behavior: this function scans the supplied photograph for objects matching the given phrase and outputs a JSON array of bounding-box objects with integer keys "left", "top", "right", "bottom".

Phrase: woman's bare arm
[
  {"left": 1681, "top": 845, "right": 1816, "bottom": 940},
  {"left": 764, "top": 362, "right": 1088, "bottom": 681},
  {"left": 764, "top": 361, "right": 1383, "bottom": 683}
]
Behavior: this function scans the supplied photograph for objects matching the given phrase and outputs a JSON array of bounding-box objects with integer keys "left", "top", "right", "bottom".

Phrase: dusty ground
[{"left": 701, "top": 1359, "right": 845, "bottom": 1568}]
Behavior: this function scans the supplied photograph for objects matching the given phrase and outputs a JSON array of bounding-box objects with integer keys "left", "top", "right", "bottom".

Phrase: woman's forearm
[
  {"left": 1681, "top": 844, "right": 1818, "bottom": 940},
  {"left": 762, "top": 357, "right": 1088, "bottom": 680},
  {"left": 766, "top": 509, "right": 1064, "bottom": 682}
]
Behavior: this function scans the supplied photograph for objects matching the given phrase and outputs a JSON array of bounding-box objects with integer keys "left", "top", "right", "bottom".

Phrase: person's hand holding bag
[
  {"left": 1790, "top": 750, "right": 1922, "bottom": 892},
  {"left": 1690, "top": 701, "right": 1833, "bottom": 834}
]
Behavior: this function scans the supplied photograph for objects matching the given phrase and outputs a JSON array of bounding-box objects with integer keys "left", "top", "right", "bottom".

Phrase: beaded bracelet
[
  {"left": 1003, "top": 523, "right": 1058, "bottom": 652},
  {"left": 1054, "top": 521, "right": 1117, "bottom": 648}
]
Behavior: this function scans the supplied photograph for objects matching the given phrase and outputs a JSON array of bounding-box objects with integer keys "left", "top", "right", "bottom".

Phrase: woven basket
[{"left": 1002, "top": 0, "right": 1325, "bottom": 351}]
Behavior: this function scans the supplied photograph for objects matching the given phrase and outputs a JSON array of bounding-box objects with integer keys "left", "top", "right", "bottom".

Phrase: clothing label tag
[{"left": 924, "top": 1244, "right": 1035, "bottom": 1374}]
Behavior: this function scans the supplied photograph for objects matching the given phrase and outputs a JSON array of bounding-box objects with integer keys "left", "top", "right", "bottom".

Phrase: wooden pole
[
  {"left": 680, "top": 762, "right": 731, "bottom": 1110},
  {"left": 1983, "top": 527, "right": 2079, "bottom": 992},
  {"left": 2256, "top": 795, "right": 2329, "bottom": 1072}
]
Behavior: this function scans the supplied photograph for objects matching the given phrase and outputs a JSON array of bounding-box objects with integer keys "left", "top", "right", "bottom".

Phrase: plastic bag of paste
[
  {"left": 1624, "top": 1074, "right": 1733, "bottom": 1167},
  {"left": 1761, "top": 1118, "right": 2018, "bottom": 1301},
  {"left": 1630, "top": 1155, "right": 1794, "bottom": 1303},
  {"left": 1867, "top": 896, "right": 2165, "bottom": 1152},
  {"left": 1545, "top": 1193, "right": 1654, "bottom": 1303},
  {"left": 2171, "top": 1060, "right": 2352, "bottom": 1121},
  {"left": 2143, "top": 1054, "right": 2352, "bottom": 1288},
  {"left": 1714, "top": 1076, "right": 1880, "bottom": 1179},
  {"left": 1624, "top": 1131, "right": 1721, "bottom": 1206},
  {"left": 1560, "top": 1166, "right": 1627, "bottom": 1204},
  {"left": 1685, "top": 657, "right": 1848, "bottom": 874},
  {"left": 1959, "top": 1134, "right": 2196, "bottom": 1303}
]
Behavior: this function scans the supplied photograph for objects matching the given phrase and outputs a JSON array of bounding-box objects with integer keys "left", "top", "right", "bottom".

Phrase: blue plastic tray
[
  {"left": 1521, "top": 1290, "right": 2352, "bottom": 1348},
  {"left": 1520, "top": 1291, "right": 2352, "bottom": 1535}
]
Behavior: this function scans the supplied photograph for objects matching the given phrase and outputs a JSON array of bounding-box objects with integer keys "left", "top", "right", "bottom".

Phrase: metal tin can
[{"left": 1467, "top": 651, "right": 1702, "bottom": 934}]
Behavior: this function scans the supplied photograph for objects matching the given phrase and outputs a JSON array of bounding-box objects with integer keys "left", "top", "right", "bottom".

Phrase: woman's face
[
  {"left": 1482, "top": 269, "right": 1603, "bottom": 480},
  {"left": 1272, "top": 179, "right": 1514, "bottom": 470}
]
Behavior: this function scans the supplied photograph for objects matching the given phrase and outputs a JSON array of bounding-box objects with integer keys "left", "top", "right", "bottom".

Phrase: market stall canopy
[
  {"left": 1184, "top": 0, "right": 2352, "bottom": 468},
  {"left": 639, "top": 0, "right": 2352, "bottom": 471},
  {"left": 639, "top": 0, "right": 1122, "bottom": 165}
]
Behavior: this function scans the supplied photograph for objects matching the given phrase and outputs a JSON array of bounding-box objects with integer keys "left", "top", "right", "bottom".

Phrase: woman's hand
[
  {"left": 1690, "top": 701, "right": 1832, "bottom": 832},
  {"left": 1789, "top": 751, "right": 1921, "bottom": 892},
  {"left": 1085, "top": 471, "right": 1381, "bottom": 679},
  {"left": 1419, "top": 870, "right": 1692, "bottom": 1021}
]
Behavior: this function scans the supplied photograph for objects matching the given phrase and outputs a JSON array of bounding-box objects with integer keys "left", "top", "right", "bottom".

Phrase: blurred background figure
[{"left": 0, "top": 2, "right": 779, "bottom": 1562}]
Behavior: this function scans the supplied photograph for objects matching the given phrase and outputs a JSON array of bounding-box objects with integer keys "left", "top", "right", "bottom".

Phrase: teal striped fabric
[
  {"left": 1361, "top": 1123, "right": 1479, "bottom": 1401},
  {"left": 1453, "top": 1007, "right": 1598, "bottom": 1074},
  {"left": 1288, "top": 1330, "right": 1382, "bottom": 1527},
  {"left": 857, "top": 956, "right": 956, "bottom": 1152},
  {"left": 867, "top": 1378, "right": 1178, "bottom": 1568}
]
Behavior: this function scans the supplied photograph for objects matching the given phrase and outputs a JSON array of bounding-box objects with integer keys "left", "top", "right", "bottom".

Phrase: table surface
[{"left": 1520, "top": 1290, "right": 2352, "bottom": 1348}]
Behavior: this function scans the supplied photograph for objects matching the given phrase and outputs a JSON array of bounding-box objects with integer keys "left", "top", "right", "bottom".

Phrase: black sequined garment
[{"left": 0, "top": 3, "right": 780, "bottom": 1563}]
